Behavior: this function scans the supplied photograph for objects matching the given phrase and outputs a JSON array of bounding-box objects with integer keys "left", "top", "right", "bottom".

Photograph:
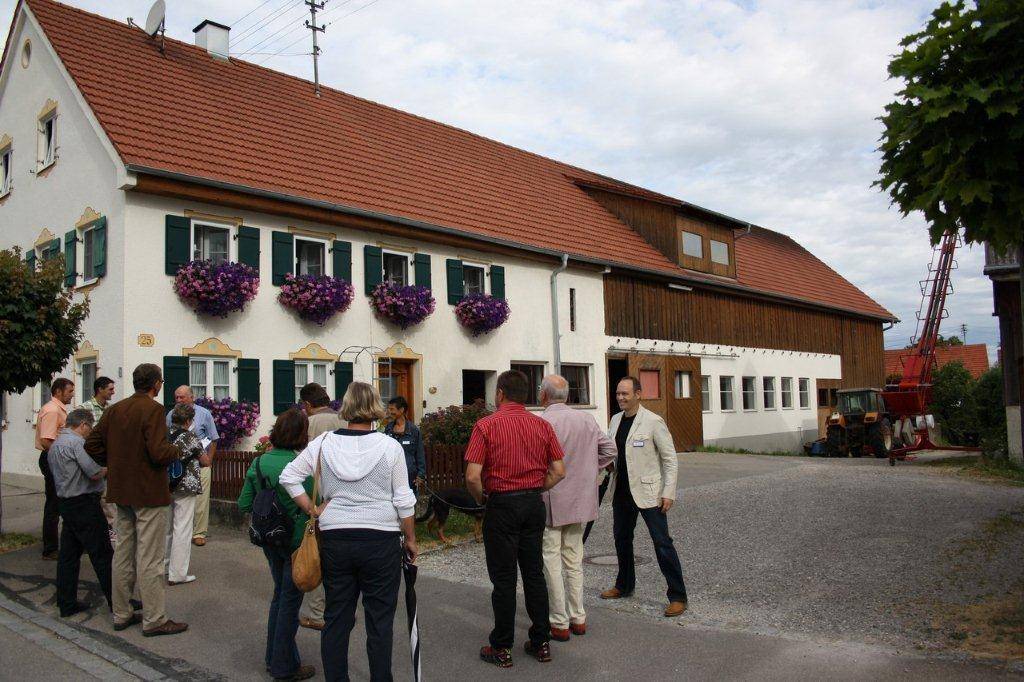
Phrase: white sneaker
[{"left": 168, "top": 575, "right": 197, "bottom": 585}]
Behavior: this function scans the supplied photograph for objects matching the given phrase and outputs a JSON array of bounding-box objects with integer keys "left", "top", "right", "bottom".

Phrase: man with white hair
[
  {"left": 538, "top": 374, "right": 616, "bottom": 641},
  {"left": 166, "top": 386, "right": 218, "bottom": 546}
]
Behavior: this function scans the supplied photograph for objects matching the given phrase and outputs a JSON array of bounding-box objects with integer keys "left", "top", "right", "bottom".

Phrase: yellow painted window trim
[
  {"left": 182, "top": 337, "right": 243, "bottom": 358},
  {"left": 289, "top": 342, "right": 340, "bottom": 362}
]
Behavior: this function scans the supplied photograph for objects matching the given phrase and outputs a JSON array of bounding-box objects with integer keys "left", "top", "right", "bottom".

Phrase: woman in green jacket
[{"left": 238, "top": 408, "right": 315, "bottom": 682}]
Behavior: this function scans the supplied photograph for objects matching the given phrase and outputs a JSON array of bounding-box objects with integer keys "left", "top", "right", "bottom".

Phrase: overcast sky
[{"left": 1, "top": 0, "right": 1001, "bottom": 362}]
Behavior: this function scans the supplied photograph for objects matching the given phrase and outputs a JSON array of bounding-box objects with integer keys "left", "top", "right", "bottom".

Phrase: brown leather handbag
[{"left": 292, "top": 441, "right": 323, "bottom": 592}]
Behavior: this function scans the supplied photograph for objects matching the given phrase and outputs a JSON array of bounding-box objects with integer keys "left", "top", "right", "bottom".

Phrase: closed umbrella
[{"left": 403, "top": 555, "right": 422, "bottom": 682}]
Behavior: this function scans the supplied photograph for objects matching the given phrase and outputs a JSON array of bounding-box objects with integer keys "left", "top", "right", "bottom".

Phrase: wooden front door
[
  {"left": 379, "top": 359, "right": 414, "bottom": 419},
  {"left": 627, "top": 354, "right": 703, "bottom": 451},
  {"left": 815, "top": 379, "right": 840, "bottom": 437}
]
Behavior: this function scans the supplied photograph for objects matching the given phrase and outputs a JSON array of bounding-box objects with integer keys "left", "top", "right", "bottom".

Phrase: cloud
[{"left": 0, "top": 0, "right": 1000, "bottom": 361}]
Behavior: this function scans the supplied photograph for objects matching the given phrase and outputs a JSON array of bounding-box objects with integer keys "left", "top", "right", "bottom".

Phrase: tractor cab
[
  {"left": 825, "top": 388, "right": 892, "bottom": 458},
  {"left": 835, "top": 388, "right": 886, "bottom": 416}
]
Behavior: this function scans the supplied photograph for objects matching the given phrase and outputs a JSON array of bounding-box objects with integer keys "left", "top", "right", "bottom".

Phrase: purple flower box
[
  {"left": 195, "top": 396, "right": 260, "bottom": 450},
  {"left": 455, "top": 293, "right": 511, "bottom": 336},
  {"left": 173, "top": 260, "right": 259, "bottom": 318},
  {"left": 369, "top": 282, "right": 435, "bottom": 329},
  {"left": 279, "top": 274, "right": 355, "bottom": 325}
]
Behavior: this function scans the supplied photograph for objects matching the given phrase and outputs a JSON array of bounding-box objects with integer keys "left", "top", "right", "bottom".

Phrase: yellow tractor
[{"left": 825, "top": 388, "right": 893, "bottom": 458}]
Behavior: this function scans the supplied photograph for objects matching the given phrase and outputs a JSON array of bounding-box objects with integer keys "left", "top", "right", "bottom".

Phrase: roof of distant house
[
  {"left": 9, "top": 0, "right": 894, "bottom": 321},
  {"left": 884, "top": 344, "right": 991, "bottom": 380}
]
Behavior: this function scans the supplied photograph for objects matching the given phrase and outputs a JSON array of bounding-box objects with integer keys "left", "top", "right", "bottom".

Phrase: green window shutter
[
  {"left": 237, "top": 226, "right": 260, "bottom": 271},
  {"left": 332, "top": 240, "right": 352, "bottom": 281},
  {"left": 44, "top": 238, "right": 60, "bottom": 261},
  {"left": 273, "top": 359, "right": 295, "bottom": 415},
  {"left": 237, "top": 358, "right": 260, "bottom": 405},
  {"left": 165, "top": 215, "right": 191, "bottom": 275},
  {"left": 490, "top": 265, "right": 505, "bottom": 300},
  {"left": 63, "top": 230, "right": 77, "bottom": 288},
  {"left": 414, "top": 253, "right": 431, "bottom": 289},
  {"left": 334, "top": 362, "right": 353, "bottom": 402},
  {"left": 446, "top": 258, "right": 464, "bottom": 305},
  {"left": 271, "top": 231, "right": 294, "bottom": 286},
  {"left": 92, "top": 218, "right": 107, "bottom": 278},
  {"left": 363, "top": 245, "right": 382, "bottom": 294},
  {"left": 25, "top": 248, "right": 36, "bottom": 271},
  {"left": 163, "top": 356, "right": 189, "bottom": 410}
]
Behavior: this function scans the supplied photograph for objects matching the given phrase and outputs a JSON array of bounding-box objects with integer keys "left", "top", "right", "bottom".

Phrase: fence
[{"left": 210, "top": 444, "right": 468, "bottom": 501}]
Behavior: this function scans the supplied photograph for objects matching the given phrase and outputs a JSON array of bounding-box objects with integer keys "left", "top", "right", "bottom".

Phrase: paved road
[{"left": 1, "top": 453, "right": 1021, "bottom": 680}]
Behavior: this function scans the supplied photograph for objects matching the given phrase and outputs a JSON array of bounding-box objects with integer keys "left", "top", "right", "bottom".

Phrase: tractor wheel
[
  {"left": 850, "top": 446, "right": 863, "bottom": 458},
  {"left": 869, "top": 419, "right": 892, "bottom": 459},
  {"left": 825, "top": 427, "right": 843, "bottom": 458}
]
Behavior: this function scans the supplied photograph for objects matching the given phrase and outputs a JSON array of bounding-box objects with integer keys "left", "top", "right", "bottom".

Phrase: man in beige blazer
[{"left": 600, "top": 376, "right": 688, "bottom": 617}]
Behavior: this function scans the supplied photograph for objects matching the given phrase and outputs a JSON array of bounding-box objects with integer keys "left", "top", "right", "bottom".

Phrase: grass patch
[
  {"left": 938, "top": 588, "right": 1024, "bottom": 661},
  {"left": 694, "top": 445, "right": 802, "bottom": 457},
  {"left": 0, "top": 533, "right": 36, "bottom": 554},
  {"left": 415, "top": 509, "right": 480, "bottom": 550},
  {"left": 921, "top": 456, "right": 1024, "bottom": 486}
]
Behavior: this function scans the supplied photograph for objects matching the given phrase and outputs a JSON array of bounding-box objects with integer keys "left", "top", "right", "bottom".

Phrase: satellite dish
[{"left": 144, "top": 0, "right": 165, "bottom": 37}]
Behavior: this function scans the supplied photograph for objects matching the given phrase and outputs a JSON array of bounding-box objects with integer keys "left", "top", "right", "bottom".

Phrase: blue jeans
[
  {"left": 264, "top": 547, "right": 304, "bottom": 678},
  {"left": 612, "top": 487, "right": 687, "bottom": 603}
]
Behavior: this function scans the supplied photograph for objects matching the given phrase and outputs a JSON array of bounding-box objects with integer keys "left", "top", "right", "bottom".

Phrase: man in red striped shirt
[{"left": 466, "top": 370, "right": 566, "bottom": 668}]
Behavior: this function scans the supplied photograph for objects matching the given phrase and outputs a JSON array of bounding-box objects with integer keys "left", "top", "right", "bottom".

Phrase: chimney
[{"left": 193, "top": 20, "right": 230, "bottom": 60}]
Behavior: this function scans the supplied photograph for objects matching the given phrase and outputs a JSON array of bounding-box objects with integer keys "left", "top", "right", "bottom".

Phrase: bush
[
  {"left": 419, "top": 400, "right": 492, "bottom": 446},
  {"left": 929, "top": 361, "right": 978, "bottom": 446},
  {"left": 975, "top": 365, "right": 1007, "bottom": 455}
]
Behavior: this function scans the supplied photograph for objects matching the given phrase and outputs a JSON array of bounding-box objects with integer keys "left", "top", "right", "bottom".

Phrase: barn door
[
  {"left": 628, "top": 354, "right": 667, "bottom": 421},
  {"left": 664, "top": 355, "right": 703, "bottom": 451}
]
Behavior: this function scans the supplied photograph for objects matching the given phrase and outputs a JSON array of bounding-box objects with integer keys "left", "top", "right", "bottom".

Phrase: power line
[
  {"left": 254, "top": 0, "right": 376, "bottom": 64},
  {"left": 231, "top": 0, "right": 304, "bottom": 48},
  {"left": 230, "top": 0, "right": 278, "bottom": 30},
  {"left": 324, "top": 0, "right": 384, "bottom": 28},
  {"left": 235, "top": 5, "right": 315, "bottom": 57}
]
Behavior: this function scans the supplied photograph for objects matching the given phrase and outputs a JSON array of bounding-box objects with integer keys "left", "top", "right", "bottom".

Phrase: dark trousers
[
  {"left": 612, "top": 487, "right": 687, "bottom": 603},
  {"left": 320, "top": 530, "right": 402, "bottom": 682},
  {"left": 482, "top": 491, "right": 549, "bottom": 649},
  {"left": 38, "top": 451, "right": 60, "bottom": 555},
  {"left": 56, "top": 493, "right": 113, "bottom": 615},
  {"left": 263, "top": 547, "right": 304, "bottom": 678}
]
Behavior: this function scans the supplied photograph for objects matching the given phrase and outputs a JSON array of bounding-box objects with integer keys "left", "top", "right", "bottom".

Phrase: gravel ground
[{"left": 419, "top": 453, "right": 1024, "bottom": 657}]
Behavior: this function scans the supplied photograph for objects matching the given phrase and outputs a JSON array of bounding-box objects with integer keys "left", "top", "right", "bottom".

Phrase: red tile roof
[
  {"left": 884, "top": 344, "right": 991, "bottom": 380},
  {"left": 15, "top": 0, "right": 894, "bottom": 320}
]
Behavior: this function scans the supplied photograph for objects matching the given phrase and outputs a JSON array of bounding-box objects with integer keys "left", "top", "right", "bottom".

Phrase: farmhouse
[{"left": 0, "top": 0, "right": 894, "bottom": 487}]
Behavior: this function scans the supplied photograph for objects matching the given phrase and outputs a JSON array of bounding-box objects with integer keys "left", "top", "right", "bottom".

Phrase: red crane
[{"left": 882, "top": 230, "right": 980, "bottom": 463}]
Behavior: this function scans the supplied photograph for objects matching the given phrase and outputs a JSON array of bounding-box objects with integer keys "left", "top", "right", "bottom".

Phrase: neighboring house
[
  {"left": 983, "top": 243, "right": 1022, "bottom": 463},
  {"left": 0, "top": 0, "right": 895, "bottom": 486},
  {"left": 884, "top": 344, "right": 991, "bottom": 381}
]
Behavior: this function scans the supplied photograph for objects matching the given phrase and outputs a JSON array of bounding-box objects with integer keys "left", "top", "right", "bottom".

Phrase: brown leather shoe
[
  {"left": 600, "top": 587, "right": 627, "bottom": 599},
  {"left": 274, "top": 664, "right": 316, "bottom": 681},
  {"left": 299, "top": 617, "right": 324, "bottom": 631},
  {"left": 192, "top": 537, "right": 206, "bottom": 547},
  {"left": 113, "top": 613, "right": 142, "bottom": 631},
  {"left": 570, "top": 621, "right": 586, "bottom": 636},
  {"left": 549, "top": 626, "right": 570, "bottom": 642},
  {"left": 142, "top": 619, "right": 189, "bottom": 637},
  {"left": 664, "top": 601, "right": 688, "bottom": 617}
]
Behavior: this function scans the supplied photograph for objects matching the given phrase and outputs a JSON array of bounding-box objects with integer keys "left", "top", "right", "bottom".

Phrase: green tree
[
  {"left": 928, "top": 361, "right": 977, "bottom": 446},
  {"left": 0, "top": 248, "right": 88, "bottom": 532},
  {"left": 974, "top": 364, "right": 1007, "bottom": 453},
  {"left": 878, "top": 0, "right": 1023, "bottom": 456}
]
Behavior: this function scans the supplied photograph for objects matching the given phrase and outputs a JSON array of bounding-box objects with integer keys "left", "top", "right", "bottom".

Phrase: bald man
[
  {"left": 539, "top": 374, "right": 616, "bottom": 640},
  {"left": 165, "top": 387, "right": 218, "bottom": 546}
]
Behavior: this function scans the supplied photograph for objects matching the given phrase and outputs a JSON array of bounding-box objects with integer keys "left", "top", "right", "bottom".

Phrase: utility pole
[
  {"left": 960, "top": 323, "right": 968, "bottom": 344},
  {"left": 305, "top": 0, "right": 326, "bottom": 96}
]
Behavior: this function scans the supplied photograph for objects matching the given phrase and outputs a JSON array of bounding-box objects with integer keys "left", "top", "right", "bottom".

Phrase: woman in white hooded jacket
[{"left": 280, "top": 382, "right": 418, "bottom": 682}]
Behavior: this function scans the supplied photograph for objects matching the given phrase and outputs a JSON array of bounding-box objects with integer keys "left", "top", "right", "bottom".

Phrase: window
[
  {"left": 295, "top": 361, "right": 330, "bottom": 402},
  {"left": 80, "top": 360, "right": 97, "bottom": 404},
  {"left": 382, "top": 250, "right": 409, "bottom": 286},
  {"left": 700, "top": 375, "right": 711, "bottom": 411},
  {"left": 818, "top": 388, "right": 829, "bottom": 408},
  {"left": 763, "top": 377, "right": 776, "bottom": 409},
  {"left": 562, "top": 364, "right": 591, "bottom": 405},
  {"left": 674, "top": 371, "right": 692, "bottom": 399},
  {"left": 295, "top": 237, "right": 326, "bottom": 276},
  {"left": 80, "top": 224, "right": 99, "bottom": 283},
  {"left": 463, "top": 263, "right": 486, "bottom": 295},
  {"left": 799, "top": 378, "right": 810, "bottom": 409},
  {"left": 681, "top": 231, "right": 703, "bottom": 258},
  {"left": 639, "top": 370, "right": 661, "bottom": 398},
  {"left": 569, "top": 288, "right": 576, "bottom": 332},
  {"left": 511, "top": 363, "right": 545, "bottom": 406},
  {"left": 39, "top": 113, "right": 55, "bottom": 168},
  {"left": 781, "top": 377, "right": 793, "bottom": 409},
  {"left": 193, "top": 222, "right": 230, "bottom": 263},
  {"left": 710, "top": 239, "right": 729, "bottom": 265},
  {"left": 719, "top": 376, "right": 735, "bottom": 411},
  {"left": 742, "top": 376, "right": 757, "bottom": 411},
  {"left": 189, "top": 357, "right": 231, "bottom": 400},
  {"left": 1, "top": 146, "right": 11, "bottom": 195}
]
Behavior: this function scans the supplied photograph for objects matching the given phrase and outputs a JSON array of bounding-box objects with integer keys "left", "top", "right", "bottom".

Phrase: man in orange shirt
[{"left": 36, "top": 378, "right": 75, "bottom": 559}]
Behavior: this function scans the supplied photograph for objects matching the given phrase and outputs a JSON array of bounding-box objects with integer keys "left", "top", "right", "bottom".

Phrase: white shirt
[{"left": 280, "top": 430, "right": 416, "bottom": 532}]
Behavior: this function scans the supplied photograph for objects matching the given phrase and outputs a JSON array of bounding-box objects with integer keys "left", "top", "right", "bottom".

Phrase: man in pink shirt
[
  {"left": 538, "top": 374, "right": 616, "bottom": 641},
  {"left": 36, "top": 377, "right": 75, "bottom": 559}
]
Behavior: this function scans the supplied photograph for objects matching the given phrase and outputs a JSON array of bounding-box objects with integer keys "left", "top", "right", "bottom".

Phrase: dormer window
[
  {"left": 0, "top": 144, "right": 11, "bottom": 196},
  {"left": 710, "top": 239, "right": 730, "bottom": 265},
  {"left": 681, "top": 231, "right": 702, "bottom": 258}
]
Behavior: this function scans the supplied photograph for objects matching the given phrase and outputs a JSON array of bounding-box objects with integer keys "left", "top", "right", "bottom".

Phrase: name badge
[
  {"left": 632, "top": 439, "right": 646, "bottom": 447},
  {"left": 402, "top": 440, "right": 411, "bottom": 445}
]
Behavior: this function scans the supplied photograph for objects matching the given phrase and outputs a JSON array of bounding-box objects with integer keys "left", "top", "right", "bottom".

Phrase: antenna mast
[{"left": 305, "top": 0, "right": 326, "bottom": 96}]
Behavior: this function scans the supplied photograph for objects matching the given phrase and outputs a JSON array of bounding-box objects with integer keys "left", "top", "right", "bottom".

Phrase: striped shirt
[{"left": 465, "top": 403, "right": 564, "bottom": 494}]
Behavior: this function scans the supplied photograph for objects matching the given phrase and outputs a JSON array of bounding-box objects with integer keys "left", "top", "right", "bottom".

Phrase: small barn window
[
  {"left": 639, "top": 370, "right": 661, "bottom": 398},
  {"left": 674, "top": 371, "right": 691, "bottom": 399},
  {"left": 569, "top": 287, "right": 576, "bottom": 331},
  {"left": 710, "top": 239, "right": 730, "bottom": 265},
  {"left": 681, "top": 231, "right": 703, "bottom": 258}
]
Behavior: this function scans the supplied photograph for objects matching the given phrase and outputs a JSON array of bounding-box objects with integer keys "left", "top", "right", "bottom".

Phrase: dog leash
[{"left": 418, "top": 481, "right": 487, "bottom": 513}]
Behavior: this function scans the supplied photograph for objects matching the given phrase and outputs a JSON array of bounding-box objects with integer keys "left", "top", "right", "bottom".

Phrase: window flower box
[
  {"left": 454, "top": 292, "right": 510, "bottom": 336},
  {"left": 278, "top": 273, "right": 354, "bottom": 325},
  {"left": 173, "top": 260, "right": 259, "bottom": 318},
  {"left": 369, "top": 282, "right": 435, "bottom": 329}
]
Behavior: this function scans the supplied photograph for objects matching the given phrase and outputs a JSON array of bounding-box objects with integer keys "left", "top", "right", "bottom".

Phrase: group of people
[{"left": 31, "top": 361, "right": 687, "bottom": 681}]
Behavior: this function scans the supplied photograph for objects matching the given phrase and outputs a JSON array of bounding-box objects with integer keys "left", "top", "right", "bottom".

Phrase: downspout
[{"left": 550, "top": 254, "right": 569, "bottom": 375}]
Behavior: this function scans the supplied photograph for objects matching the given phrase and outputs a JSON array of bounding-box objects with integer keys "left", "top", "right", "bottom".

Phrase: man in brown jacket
[{"left": 85, "top": 364, "right": 187, "bottom": 636}]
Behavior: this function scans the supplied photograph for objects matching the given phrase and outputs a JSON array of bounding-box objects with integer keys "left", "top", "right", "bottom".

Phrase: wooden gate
[{"left": 627, "top": 353, "right": 703, "bottom": 451}]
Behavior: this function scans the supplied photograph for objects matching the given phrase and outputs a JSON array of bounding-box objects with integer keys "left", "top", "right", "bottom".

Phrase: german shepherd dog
[{"left": 416, "top": 488, "right": 485, "bottom": 544}]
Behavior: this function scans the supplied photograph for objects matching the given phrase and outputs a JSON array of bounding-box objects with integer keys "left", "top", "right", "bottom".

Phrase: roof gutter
[{"left": 124, "top": 164, "right": 897, "bottom": 323}]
